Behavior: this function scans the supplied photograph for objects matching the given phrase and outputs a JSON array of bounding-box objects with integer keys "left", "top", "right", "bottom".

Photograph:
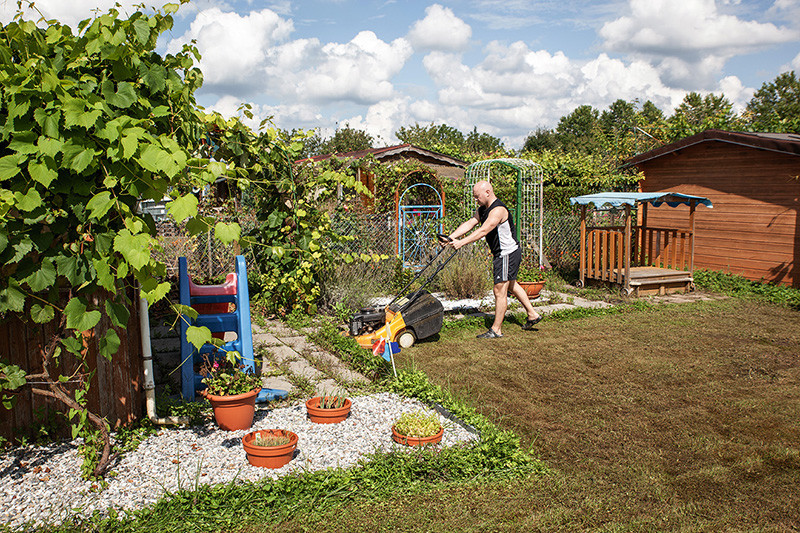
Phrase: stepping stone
[
  {"left": 307, "top": 351, "right": 341, "bottom": 368},
  {"left": 281, "top": 336, "right": 315, "bottom": 352},
  {"left": 262, "top": 375, "right": 293, "bottom": 392},
  {"left": 331, "top": 367, "right": 369, "bottom": 385},
  {"left": 314, "top": 378, "right": 344, "bottom": 397},
  {"left": 253, "top": 332, "right": 281, "bottom": 346},
  {"left": 288, "top": 360, "right": 324, "bottom": 380},
  {"left": 263, "top": 345, "right": 298, "bottom": 364}
]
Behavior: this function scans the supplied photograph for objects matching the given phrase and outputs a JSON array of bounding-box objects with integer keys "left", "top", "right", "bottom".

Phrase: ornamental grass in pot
[
  {"left": 306, "top": 394, "right": 352, "bottom": 424},
  {"left": 391, "top": 409, "right": 443, "bottom": 446},
  {"left": 242, "top": 429, "right": 298, "bottom": 468},
  {"left": 199, "top": 352, "right": 262, "bottom": 431}
]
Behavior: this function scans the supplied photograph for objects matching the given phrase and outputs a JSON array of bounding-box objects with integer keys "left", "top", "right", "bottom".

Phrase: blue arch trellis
[{"left": 398, "top": 183, "right": 443, "bottom": 270}]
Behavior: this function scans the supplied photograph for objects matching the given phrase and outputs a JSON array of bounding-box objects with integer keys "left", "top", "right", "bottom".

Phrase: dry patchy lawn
[{"left": 283, "top": 298, "right": 800, "bottom": 532}]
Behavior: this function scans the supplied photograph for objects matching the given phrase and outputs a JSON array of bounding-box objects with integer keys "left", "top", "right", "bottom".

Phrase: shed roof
[
  {"left": 570, "top": 192, "right": 713, "bottom": 209},
  {"left": 296, "top": 143, "right": 467, "bottom": 167},
  {"left": 623, "top": 129, "right": 800, "bottom": 168}
]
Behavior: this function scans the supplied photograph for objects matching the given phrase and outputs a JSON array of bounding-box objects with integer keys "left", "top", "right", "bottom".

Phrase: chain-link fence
[{"left": 151, "top": 201, "right": 585, "bottom": 286}]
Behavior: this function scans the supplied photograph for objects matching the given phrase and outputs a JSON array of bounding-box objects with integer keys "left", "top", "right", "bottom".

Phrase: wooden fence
[{"left": 0, "top": 288, "right": 143, "bottom": 443}]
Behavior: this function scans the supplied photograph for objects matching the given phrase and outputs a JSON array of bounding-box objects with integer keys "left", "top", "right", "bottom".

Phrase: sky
[{"left": 2, "top": 0, "right": 800, "bottom": 149}]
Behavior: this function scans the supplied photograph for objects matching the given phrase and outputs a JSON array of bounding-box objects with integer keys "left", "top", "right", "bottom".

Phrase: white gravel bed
[{"left": 0, "top": 392, "right": 478, "bottom": 531}]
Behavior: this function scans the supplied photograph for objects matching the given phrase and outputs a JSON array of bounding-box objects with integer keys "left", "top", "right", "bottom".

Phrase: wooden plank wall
[
  {"left": 0, "top": 288, "right": 143, "bottom": 442},
  {"left": 637, "top": 142, "right": 800, "bottom": 287}
]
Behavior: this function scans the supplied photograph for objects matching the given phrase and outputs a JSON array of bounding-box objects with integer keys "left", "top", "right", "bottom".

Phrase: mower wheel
[{"left": 398, "top": 330, "right": 416, "bottom": 349}]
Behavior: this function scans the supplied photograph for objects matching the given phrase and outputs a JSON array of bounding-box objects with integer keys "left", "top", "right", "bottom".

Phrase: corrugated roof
[
  {"left": 623, "top": 129, "right": 800, "bottom": 168},
  {"left": 295, "top": 143, "right": 467, "bottom": 167}
]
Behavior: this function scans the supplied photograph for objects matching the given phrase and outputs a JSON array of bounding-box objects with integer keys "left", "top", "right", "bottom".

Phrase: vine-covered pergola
[{"left": 464, "top": 158, "right": 544, "bottom": 268}]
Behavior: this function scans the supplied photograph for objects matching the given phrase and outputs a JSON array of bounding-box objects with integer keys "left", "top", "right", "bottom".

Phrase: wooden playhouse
[{"left": 570, "top": 192, "right": 713, "bottom": 296}]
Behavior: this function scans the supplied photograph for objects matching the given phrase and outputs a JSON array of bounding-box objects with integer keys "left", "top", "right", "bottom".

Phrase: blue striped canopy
[{"left": 570, "top": 192, "right": 713, "bottom": 209}]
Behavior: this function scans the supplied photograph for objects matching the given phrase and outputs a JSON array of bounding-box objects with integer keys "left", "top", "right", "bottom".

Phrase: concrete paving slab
[
  {"left": 314, "top": 379, "right": 346, "bottom": 396},
  {"left": 281, "top": 336, "right": 315, "bottom": 352},
  {"left": 308, "top": 351, "right": 342, "bottom": 368},
  {"left": 262, "top": 345, "right": 298, "bottom": 364},
  {"left": 332, "top": 367, "right": 369, "bottom": 384},
  {"left": 261, "top": 376, "right": 293, "bottom": 391},
  {"left": 288, "top": 360, "right": 324, "bottom": 380},
  {"left": 252, "top": 332, "right": 281, "bottom": 346}
]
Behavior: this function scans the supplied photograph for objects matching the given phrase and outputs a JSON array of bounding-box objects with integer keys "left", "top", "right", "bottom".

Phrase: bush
[
  {"left": 694, "top": 269, "right": 800, "bottom": 309},
  {"left": 437, "top": 246, "right": 491, "bottom": 299},
  {"left": 318, "top": 257, "right": 396, "bottom": 314}
]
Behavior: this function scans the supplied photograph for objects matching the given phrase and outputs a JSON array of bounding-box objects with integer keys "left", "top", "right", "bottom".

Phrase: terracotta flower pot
[
  {"left": 242, "top": 429, "right": 298, "bottom": 468},
  {"left": 517, "top": 280, "right": 545, "bottom": 298},
  {"left": 306, "top": 396, "right": 352, "bottom": 424},
  {"left": 391, "top": 425, "right": 444, "bottom": 446},
  {"left": 200, "top": 388, "right": 261, "bottom": 431}
]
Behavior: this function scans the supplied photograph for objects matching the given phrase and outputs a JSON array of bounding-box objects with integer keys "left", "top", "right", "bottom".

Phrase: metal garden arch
[{"left": 464, "top": 158, "right": 544, "bottom": 268}]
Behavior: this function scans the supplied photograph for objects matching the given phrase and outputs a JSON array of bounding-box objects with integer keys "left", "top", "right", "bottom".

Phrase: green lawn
[{"left": 279, "top": 298, "right": 800, "bottom": 532}]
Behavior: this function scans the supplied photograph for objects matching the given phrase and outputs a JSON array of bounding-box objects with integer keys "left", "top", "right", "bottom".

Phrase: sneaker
[
  {"left": 522, "top": 316, "right": 542, "bottom": 330},
  {"left": 476, "top": 329, "right": 503, "bottom": 339}
]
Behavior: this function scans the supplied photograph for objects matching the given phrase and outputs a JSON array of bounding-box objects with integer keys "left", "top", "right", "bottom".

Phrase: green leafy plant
[
  {"left": 0, "top": 0, "right": 235, "bottom": 478},
  {"left": 200, "top": 351, "right": 261, "bottom": 397},
  {"left": 393, "top": 409, "right": 442, "bottom": 438}
]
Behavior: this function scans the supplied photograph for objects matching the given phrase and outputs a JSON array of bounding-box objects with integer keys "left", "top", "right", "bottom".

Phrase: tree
[
  {"left": 745, "top": 71, "right": 800, "bottom": 133},
  {"left": 395, "top": 123, "right": 464, "bottom": 149},
  {"left": 555, "top": 105, "right": 601, "bottom": 152},
  {"left": 666, "top": 92, "right": 742, "bottom": 141},
  {"left": 465, "top": 127, "right": 504, "bottom": 153},
  {"left": 522, "top": 127, "right": 559, "bottom": 152},
  {"left": 320, "top": 124, "right": 373, "bottom": 154}
]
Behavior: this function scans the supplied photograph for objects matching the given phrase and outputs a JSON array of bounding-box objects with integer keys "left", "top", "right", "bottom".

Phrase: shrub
[{"left": 437, "top": 246, "right": 491, "bottom": 299}]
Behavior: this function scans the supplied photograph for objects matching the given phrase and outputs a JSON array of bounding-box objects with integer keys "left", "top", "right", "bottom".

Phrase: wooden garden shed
[{"left": 623, "top": 130, "right": 800, "bottom": 287}]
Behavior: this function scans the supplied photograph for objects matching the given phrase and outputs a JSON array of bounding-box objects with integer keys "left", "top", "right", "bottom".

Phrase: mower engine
[{"left": 348, "top": 307, "right": 385, "bottom": 337}]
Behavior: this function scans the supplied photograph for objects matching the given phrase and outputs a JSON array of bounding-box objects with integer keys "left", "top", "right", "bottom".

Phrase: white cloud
[
  {"left": 600, "top": 0, "right": 800, "bottom": 88},
  {"left": 342, "top": 98, "right": 413, "bottom": 144},
  {"left": 717, "top": 75, "right": 752, "bottom": 112},
  {"left": 406, "top": 4, "right": 472, "bottom": 52},
  {"left": 169, "top": 9, "right": 412, "bottom": 105},
  {"left": 297, "top": 31, "right": 413, "bottom": 104},
  {"left": 0, "top": 0, "right": 144, "bottom": 27},
  {"left": 167, "top": 8, "right": 293, "bottom": 92}
]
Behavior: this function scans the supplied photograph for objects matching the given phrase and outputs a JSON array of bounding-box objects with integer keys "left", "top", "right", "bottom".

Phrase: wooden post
[
  {"left": 689, "top": 200, "right": 697, "bottom": 273},
  {"left": 579, "top": 205, "right": 587, "bottom": 287},
  {"left": 624, "top": 204, "right": 631, "bottom": 293},
  {"left": 639, "top": 202, "right": 648, "bottom": 266}
]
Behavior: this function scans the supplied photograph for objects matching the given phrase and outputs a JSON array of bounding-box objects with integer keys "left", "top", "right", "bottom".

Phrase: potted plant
[
  {"left": 306, "top": 394, "right": 352, "bottom": 424},
  {"left": 198, "top": 351, "right": 262, "bottom": 431},
  {"left": 515, "top": 263, "right": 546, "bottom": 299},
  {"left": 391, "top": 409, "right": 443, "bottom": 446},
  {"left": 242, "top": 429, "right": 298, "bottom": 468}
]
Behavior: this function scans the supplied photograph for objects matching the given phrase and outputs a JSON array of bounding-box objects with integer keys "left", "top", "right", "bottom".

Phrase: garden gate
[{"left": 397, "top": 182, "right": 444, "bottom": 269}]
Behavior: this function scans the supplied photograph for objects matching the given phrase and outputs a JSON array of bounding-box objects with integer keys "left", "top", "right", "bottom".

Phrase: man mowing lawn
[{"left": 442, "top": 179, "right": 542, "bottom": 338}]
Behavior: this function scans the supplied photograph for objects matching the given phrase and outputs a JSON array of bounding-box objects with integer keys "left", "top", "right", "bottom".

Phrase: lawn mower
[{"left": 349, "top": 235, "right": 457, "bottom": 350}]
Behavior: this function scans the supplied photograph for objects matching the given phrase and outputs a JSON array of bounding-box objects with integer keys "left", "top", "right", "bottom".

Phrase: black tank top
[{"left": 478, "top": 199, "right": 518, "bottom": 257}]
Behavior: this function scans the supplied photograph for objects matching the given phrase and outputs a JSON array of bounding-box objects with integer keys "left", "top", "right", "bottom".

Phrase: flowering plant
[
  {"left": 200, "top": 351, "right": 261, "bottom": 397},
  {"left": 517, "top": 263, "right": 546, "bottom": 282}
]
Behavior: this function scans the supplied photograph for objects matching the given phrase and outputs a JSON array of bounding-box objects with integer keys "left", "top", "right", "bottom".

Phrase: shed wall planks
[{"left": 636, "top": 141, "right": 799, "bottom": 287}]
